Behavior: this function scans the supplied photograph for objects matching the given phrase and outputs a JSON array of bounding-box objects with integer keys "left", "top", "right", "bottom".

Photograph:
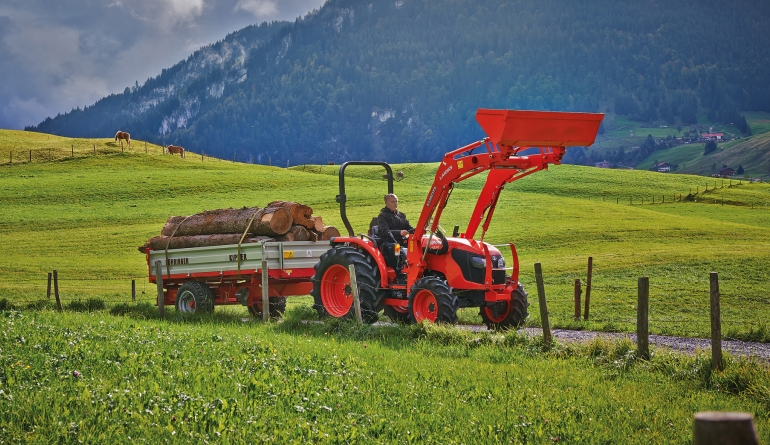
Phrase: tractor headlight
[
  {"left": 470, "top": 256, "right": 486, "bottom": 269},
  {"left": 497, "top": 257, "right": 505, "bottom": 268}
]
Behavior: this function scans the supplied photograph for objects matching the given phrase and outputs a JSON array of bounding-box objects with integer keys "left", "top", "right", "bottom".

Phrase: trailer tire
[
  {"left": 407, "top": 277, "right": 458, "bottom": 324},
  {"left": 247, "top": 297, "right": 287, "bottom": 318},
  {"left": 311, "top": 246, "right": 381, "bottom": 324},
  {"left": 176, "top": 281, "right": 214, "bottom": 314},
  {"left": 383, "top": 304, "right": 411, "bottom": 323},
  {"left": 479, "top": 283, "right": 529, "bottom": 330}
]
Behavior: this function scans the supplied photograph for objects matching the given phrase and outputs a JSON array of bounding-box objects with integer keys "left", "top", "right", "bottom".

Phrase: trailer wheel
[
  {"left": 479, "top": 283, "right": 529, "bottom": 330},
  {"left": 407, "top": 277, "right": 458, "bottom": 324},
  {"left": 311, "top": 246, "right": 381, "bottom": 323},
  {"left": 383, "top": 304, "right": 410, "bottom": 323},
  {"left": 176, "top": 281, "right": 214, "bottom": 314},
  {"left": 247, "top": 297, "right": 287, "bottom": 318}
]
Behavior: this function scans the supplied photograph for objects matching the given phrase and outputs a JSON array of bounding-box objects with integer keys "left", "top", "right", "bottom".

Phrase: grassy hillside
[
  {"left": 679, "top": 132, "right": 770, "bottom": 176},
  {"left": 2, "top": 130, "right": 770, "bottom": 341},
  {"left": 2, "top": 131, "right": 770, "bottom": 443}
]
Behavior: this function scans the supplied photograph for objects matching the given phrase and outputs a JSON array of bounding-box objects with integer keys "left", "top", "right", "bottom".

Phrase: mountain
[{"left": 29, "top": 0, "right": 770, "bottom": 165}]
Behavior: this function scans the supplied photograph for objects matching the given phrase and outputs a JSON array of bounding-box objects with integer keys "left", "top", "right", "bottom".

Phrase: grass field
[{"left": 1, "top": 130, "right": 770, "bottom": 442}]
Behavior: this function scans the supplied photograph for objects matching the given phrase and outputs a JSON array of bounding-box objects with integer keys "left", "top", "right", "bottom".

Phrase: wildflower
[{"left": 73, "top": 371, "right": 81, "bottom": 378}]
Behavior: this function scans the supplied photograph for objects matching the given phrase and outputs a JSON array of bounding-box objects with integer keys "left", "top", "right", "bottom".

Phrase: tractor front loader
[{"left": 311, "top": 108, "right": 604, "bottom": 329}]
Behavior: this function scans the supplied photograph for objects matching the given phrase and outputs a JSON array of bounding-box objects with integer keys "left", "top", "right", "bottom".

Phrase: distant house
[
  {"left": 595, "top": 160, "right": 612, "bottom": 168},
  {"left": 654, "top": 162, "right": 672, "bottom": 172},
  {"left": 702, "top": 133, "right": 724, "bottom": 141},
  {"left": 713, "top": 167, "right": 735, "bottom": 178}
]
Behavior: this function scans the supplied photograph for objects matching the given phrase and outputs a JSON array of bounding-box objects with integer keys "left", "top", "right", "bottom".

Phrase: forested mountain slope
[{"left": 30, "top": 0, "right": 770, "bottom": 165}]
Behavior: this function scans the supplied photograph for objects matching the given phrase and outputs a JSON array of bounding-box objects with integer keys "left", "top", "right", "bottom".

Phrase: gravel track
[{"left": 474, "top": 325, "right": 770, "bottom": 361}]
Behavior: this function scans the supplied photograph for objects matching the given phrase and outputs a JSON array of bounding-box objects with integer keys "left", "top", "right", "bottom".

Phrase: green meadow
[{"left": 1, "top": 131, "right": 770, "bottom": 443}]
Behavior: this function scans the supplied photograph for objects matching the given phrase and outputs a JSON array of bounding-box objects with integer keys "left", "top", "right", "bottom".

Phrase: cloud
[
  {"left": 0, "top": 0, "right": 327, "bottom": 129},
  {"left": 235, "top": 0, "right": 278, "bottom": 18}
]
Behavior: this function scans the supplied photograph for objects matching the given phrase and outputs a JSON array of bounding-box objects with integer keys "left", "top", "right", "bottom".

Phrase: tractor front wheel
[
  {"left": 311, "top": 246, "right": 381, "bottom": 323},
  {"left": 407, "top": 277, "right": 458, "bottom": 324},
  {"left": 479, "top": 283, "right": 529, "bottom": 330},
  {"left": 175, "top": 281, "right": 214, "bottom": 314}
]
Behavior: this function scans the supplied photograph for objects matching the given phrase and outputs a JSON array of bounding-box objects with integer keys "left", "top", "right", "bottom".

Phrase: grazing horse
[
  {"left": 167, "top": 145, "right": 185, "bottom": 158},
  {"left": 114, "top": 131, "right": 130, "bottom": 147}
]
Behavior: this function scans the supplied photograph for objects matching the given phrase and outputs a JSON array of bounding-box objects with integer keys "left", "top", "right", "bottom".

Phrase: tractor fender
[{"left": 330, "top": 237, "right": 390, "bottom": 287}]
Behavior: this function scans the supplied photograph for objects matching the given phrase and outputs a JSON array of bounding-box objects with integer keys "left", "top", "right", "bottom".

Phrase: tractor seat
[{"left": 368, "top": 217, "right": 381, "bottom": 248}]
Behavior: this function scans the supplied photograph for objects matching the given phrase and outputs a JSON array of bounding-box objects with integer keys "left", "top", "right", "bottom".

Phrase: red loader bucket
[{"left": 476, "top": 109, "right": 604, "bottom": 148}]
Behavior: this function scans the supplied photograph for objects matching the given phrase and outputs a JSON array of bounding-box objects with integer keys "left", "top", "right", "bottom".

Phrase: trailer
[{"left": 146, "top": 241, "right": 332, "bottom": 316}]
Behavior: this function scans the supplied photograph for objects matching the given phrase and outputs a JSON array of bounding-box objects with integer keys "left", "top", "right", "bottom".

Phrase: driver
[{"left": 377, "top": 193, "right": 413, "bottom": 270}]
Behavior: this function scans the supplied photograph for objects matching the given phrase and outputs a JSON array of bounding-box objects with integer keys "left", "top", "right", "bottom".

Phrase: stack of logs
[{"left": 138, "top": 201, "right": 340, "bottom": 253}]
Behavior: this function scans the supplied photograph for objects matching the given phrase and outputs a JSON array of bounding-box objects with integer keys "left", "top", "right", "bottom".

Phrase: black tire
[
  {"left": 383, "top": 304, "right": 411, "bottom": 323},
  {"left": 247, "top": 297, "right": 287, "bottom": 318},
  {"left": 310, "top": 246, "right": 381, "bottom": 324},
  {"left": 479, "top": 283, "right": 529, "bottom": 330},
  {"left": 407, "top": 277, "right": 458, "bottom": 324},
  {"left": 175, "top": 281, "right": 214, "bottom": 314}
]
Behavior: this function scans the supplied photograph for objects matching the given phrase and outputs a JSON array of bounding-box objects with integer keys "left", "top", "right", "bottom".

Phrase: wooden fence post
[
  {"left": 710, "top": 272, "right": 723, "bottom": 371},
  {"left": 584, "top": 257, "right": 593, "bottom": 320},
  {"left": 93, "top": 144, "right": 96, "bottom": 155},
  {"left": 29, "top": 150, "right": 32, "bottom": 162},
  {"left": 155, "top": 261, "right": 165, "bottom": 318},
  {"left": 131, "top": 279, "right": 136, "bottom": 302},
  {"left": 54, "top": 270, "right": 62, "bottom": 312},
  {"left": 534, "top": 263, "right": 552, "bottom": 349},
  {"left": 71, "top": 144, "right": 74, "bottom": 157},
  {"left": 47, "top": 272, "right": 52, "bottom": 299},
  {"left": 693, "top": 412, "right": 759, "bottom": 445},
  {"left": 637, "top": 277, "right": 649, "bottom": 360},
  {"left": 261, "top": 259, "right": 269, "bottom": 323},
  {"left": 348, "top": 264, "right": 363, "bottom": 324},
  {"left": 573, "top": 278, "right": 582, "bottom": 320},
  {"left": 145, "top": 141, "right": 147, "bottom": 154}
]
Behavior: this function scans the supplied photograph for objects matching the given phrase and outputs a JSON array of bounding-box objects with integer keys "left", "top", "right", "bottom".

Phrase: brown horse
[
  {"left": 114, "top": 131, "right": 130, "bottom": 147},
  {"left": 167, "top": 145, "right": 185, "bottom": 158}
]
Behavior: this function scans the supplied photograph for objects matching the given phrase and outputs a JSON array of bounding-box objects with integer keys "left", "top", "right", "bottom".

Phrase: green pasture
[
  {"left": 0, "top": 309, "right": 768, "bottom": 444},
  {"left": 2, "top": 130, "right": 770, "bottom": 443},
  {"left": 1, "top": 134, "right": 770, "bottom": 341}
]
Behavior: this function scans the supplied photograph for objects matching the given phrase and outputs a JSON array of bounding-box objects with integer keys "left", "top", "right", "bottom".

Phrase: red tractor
[{"left": 311, "top": 109, "right": 603, "bottom": 328}]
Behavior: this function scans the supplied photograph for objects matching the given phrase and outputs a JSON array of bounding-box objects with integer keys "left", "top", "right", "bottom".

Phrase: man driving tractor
[{"left": 377, "top": 193, "right": 413, "bottom": 270}]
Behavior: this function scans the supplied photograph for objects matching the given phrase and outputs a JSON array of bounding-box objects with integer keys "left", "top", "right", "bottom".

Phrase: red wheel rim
[
  {"left": 484, "top": 300, "right": 510, "bottom": 323},
  {"left": 412, "top": 289, "right": 438, "bottom": 322},
  {"left": 320, "top": 264, "right": 353, "bottom": 317}
]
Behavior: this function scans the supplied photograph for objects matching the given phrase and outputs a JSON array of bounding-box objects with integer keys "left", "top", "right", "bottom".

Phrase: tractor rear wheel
[
  {"left": 175, "top": 281, "right": 214, "bottom": 314},
  {"left": 247, "top": 297, "right": 287, "bottom": 318},
  {"left": 383, "top": 303, "right": 410, "bottom": 323},
  {"left": 311, "top": 246, "right": 381, "bottom": 323},
  {"left": 407, "top": 277, "right": 458, "bottom": 324},
  {"left": 479, "top": 283, "right": 529, "bottom": 330}
]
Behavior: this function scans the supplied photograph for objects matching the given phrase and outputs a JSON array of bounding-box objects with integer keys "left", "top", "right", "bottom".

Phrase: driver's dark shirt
[{"left": 377, "top": 207, "right": 413, "bottom": 243}]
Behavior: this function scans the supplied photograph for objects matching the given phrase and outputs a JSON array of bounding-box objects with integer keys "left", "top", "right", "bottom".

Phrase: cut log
[
  {"left": 160, "top": 207, "right": 262, "bottom": 237},
  {"left": 267, "top": 201, "right": 315, "bottom": 229},
  {"left": 312, "top": 216, "right": 325, "bottom": 233},
  {"left": 251, "top": 207, "right": 293, "bottom": 236},
  {"left": 139, "top": 234, "right": 273, "bottom": 253},
  {"left": 320, "top": 226, "right": 341, "bottom": 240},
  {"left": 308, "top": 231, "right": 319, "bottom": 242},
  {"left": 288, "top": 225, "right": 312, "bottom": 241},
  {"left": 160, "top": 206, "right": 293, "bottom": 237}
]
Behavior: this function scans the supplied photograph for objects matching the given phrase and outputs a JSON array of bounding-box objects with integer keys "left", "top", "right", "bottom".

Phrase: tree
[
  {"left": 737, "top": 165, "right": 744, "bottom": 175},
  {"left": 703, "top": 140, "right": 717, "bottom": 155}
]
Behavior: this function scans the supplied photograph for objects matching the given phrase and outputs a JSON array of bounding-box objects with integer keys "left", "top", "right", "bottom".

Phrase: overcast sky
[{"left": 0, "top": 0, "right": 326, "bottom": 130}]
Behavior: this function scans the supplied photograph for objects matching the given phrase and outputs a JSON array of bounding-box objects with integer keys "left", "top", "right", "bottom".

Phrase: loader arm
[{"left": 406, "top": 109, "right": 603, "bottom": 286}]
